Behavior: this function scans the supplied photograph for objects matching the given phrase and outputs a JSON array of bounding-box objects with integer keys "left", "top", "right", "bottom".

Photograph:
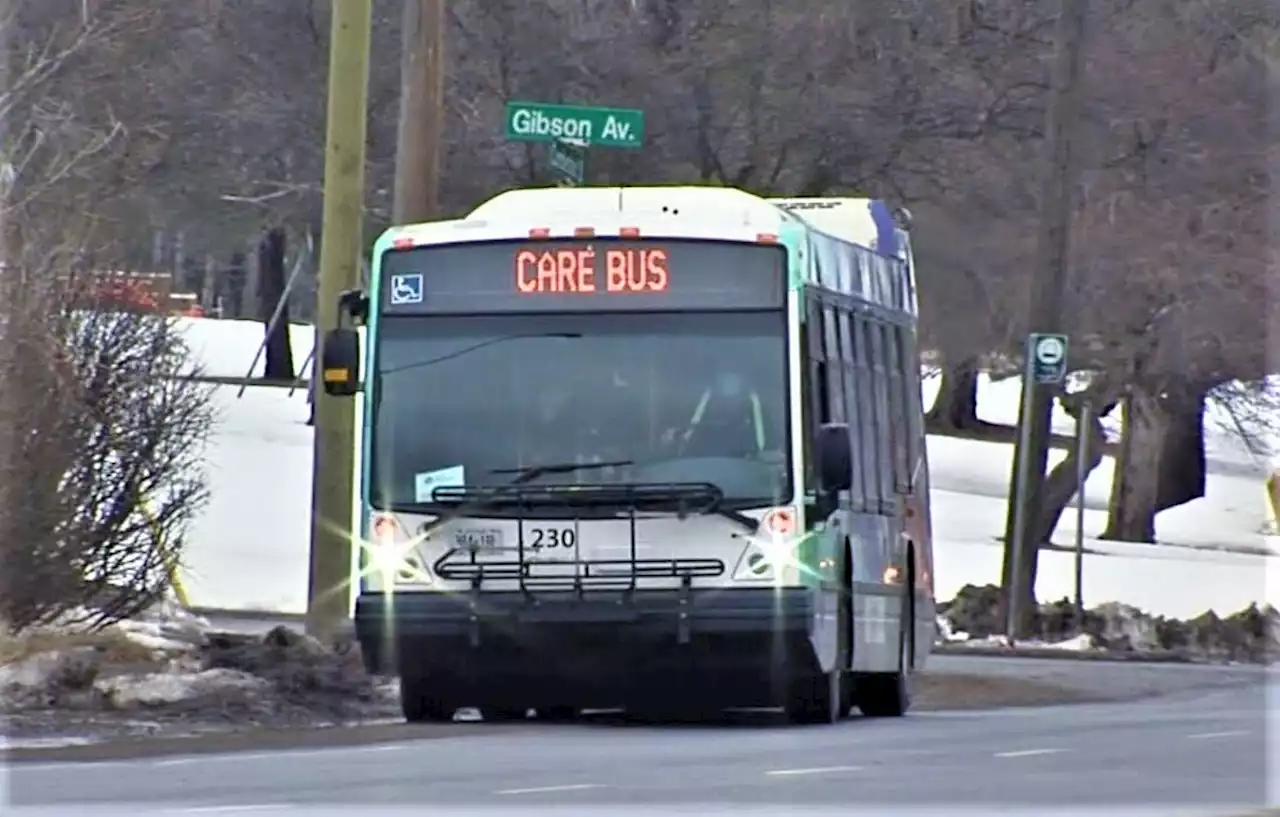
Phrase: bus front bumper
[{"left": 354, "top": 587, "right": 817, "bottom": 676}]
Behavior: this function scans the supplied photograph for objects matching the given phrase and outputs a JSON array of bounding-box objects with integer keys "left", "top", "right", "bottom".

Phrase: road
[{"left": 3, "top": 676, "right": 1271, "bottom": 815}]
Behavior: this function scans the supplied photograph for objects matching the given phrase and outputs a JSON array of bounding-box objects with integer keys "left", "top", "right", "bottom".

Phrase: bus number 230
[{"left": 528, "top": 527, "right": 575, "bottom": 550}]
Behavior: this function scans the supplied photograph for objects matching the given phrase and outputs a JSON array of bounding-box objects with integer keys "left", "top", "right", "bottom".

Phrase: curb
[{"left": 2, "top": 721, "right": 495, "bottom": 764}]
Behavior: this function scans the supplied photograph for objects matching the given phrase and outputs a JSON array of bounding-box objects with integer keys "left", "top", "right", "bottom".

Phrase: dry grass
[
  {"left": 0, "top": 627, "right": 159, "bottom": 668},
  {"left": 915, "top": 672, "right": 1100, "bottom": 711}
]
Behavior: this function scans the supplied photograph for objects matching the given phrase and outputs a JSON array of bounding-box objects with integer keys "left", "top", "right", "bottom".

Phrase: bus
[{"left": 319, "top": 185, "right": 934, "bottom": 725}]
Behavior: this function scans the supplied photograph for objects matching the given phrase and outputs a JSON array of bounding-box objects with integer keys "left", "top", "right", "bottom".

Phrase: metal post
[
  {"left": 999, "top": 0, "right": 1089, "bottom": 639},
  {"left": 1005, "top": 339, "right": 1038, "bottom": 642},
  {"left": 1074, "top": 400, "right": 1090, "bottom": 633},
  {"left": 306, "top": 0, "right": 372, "bottom": 643}
]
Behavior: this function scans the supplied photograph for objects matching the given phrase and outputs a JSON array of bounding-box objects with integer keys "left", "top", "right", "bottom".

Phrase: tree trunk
[
  {"left": 1155, "top": 385, "right": 1206, "bottom": 511},
  {"left": 1018, "top": 402, "right": 1108, "bottom": 630},
  {"left": 223, "top": 252, "right": 246, "bottom": 318},
  {"left": 257, "top": 228, "right": 295, "bottom": 381},
  {"left": 1102, "top": 389, "right": 1167, "bottom": 542},
  {"left": 926, "top": 357, "right": 982, "bottom": 430}
]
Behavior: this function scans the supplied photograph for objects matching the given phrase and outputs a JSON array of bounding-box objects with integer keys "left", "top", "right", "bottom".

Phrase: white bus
[{"left": 320, "top": 185, "right": 935, "bottom": 725}]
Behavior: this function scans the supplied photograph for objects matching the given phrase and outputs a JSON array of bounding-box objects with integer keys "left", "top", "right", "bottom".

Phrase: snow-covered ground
[{"left": 176, "top": 318, "right": 1278, "bottom": 620}]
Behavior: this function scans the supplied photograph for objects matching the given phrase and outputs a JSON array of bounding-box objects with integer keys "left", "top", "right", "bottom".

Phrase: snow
[
  {"left": 943, "top": 632, "right": 1100, "bottom": 652},
  {"left": 176, "top": 317, "right": 316, "bottom": 380},
  {"left": 113, "top": 612, "right": 209, "bottom": 653},
  {"left": 173, "top": 317, "right": 1280, "bottom": 620},
  {"left": 99, "top": 668, "right": 268, "bottom": 707}
]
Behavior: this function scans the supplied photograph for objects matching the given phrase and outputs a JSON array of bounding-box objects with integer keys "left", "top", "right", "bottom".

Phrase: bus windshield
[{"left": 368, "top": 311, "right": 792, "bottom": 511}]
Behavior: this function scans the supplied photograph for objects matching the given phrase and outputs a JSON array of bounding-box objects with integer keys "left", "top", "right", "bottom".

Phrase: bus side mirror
[
  {"left": 338, "top": 289, "right": 370, "bottom": 325},
  {"left": 320, "top": 327, "right": 361, "bottom": 397},
  {"left": 815, "top": 423, "right": 852, "bottom": 493}
]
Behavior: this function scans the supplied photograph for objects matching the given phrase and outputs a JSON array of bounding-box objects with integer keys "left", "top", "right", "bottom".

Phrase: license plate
[{"left": 454, "top": 528, "right": 503, "bottom": 550}]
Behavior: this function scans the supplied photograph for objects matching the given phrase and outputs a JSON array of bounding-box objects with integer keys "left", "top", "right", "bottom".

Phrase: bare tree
[{"left": 0, "top": 0, "right": 214, "bottom": 634}]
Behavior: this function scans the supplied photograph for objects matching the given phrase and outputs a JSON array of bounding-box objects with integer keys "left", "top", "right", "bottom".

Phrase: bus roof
[{"left": 379, "top": 186, "right": 906, "bottom": 258}]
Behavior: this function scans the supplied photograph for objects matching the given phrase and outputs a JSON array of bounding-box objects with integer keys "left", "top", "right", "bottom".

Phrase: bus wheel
[
  {"left": 399, "top": 673, "right": 456, "bottom": 723},
  {"left": 857, "top": 589, "right": 913, "bottom": 718},
  {"left": 784, "top": 668, "right": 842, "bottom": 724},
  {"left": 785, "top": 576, "right": 849, "bottom": 725}
]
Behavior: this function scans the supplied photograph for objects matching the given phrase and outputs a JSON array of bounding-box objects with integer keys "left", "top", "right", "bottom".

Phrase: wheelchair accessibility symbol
[{"left": 389, "top": 274, "right": 423, "bottom": 305}]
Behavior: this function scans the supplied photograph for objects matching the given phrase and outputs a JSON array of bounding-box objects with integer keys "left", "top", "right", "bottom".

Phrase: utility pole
[
  {"left": 1001, "top": 0, "right": 1089, "bottom": 639},
  {"left": 306, "top": 0, "right": 372, "bottom": 643},
  {"left": 392, "top": 0, "right": 446, "bottom": 223}
]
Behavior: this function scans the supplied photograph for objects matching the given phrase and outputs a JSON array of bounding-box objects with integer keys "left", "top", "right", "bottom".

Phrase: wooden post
[
  {"left": 306, "top": 0, "right": 372, "bottom": 643},
  {"left": 392, "top": 0, "right": 446, "bottom": 223}
]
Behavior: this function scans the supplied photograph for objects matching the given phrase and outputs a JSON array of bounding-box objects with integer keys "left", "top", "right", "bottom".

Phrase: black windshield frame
[{"left": 366, "top": 310, "right": 793, "bottom": 517}]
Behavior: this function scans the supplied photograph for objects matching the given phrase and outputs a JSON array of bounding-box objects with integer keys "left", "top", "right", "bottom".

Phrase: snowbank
[
  {"left": 2, "top": 610, "right": 383, "bottom": 724},
  {"left": 937, "top": 584, "right": 1280, "bottom": 663}
]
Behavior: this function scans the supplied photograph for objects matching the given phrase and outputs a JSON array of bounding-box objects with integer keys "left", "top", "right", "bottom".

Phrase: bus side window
[
  {"left": 821, "top": 303, "right": 845, "bottom": 424},
  {"left": 852, "top": 311, "right": 882, "bottom": 513},
  {"left": 837, "top": 307, "right": 866, "bottom": 512},
  {"left": 885, "top": 320, "right": 910, "bottom": 490},
  {"left": 806, "top": 294, "right": 828, "bottom": 425},
  {"left": 867, "top": 319, "right": 895, "bottom": 513},
  {"left": 899, "top": 324, "right": 924, "bottom": 480},
  {"left": 800, "top": 292, "right": 825, "bottom": 492}
]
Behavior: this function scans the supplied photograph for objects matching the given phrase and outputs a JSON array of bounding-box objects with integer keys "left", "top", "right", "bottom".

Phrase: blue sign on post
[{"left": 1030, "top": 333, "right": 1069, "bottom": 384}]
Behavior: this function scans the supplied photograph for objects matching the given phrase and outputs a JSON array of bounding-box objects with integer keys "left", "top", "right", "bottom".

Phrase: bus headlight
[{"left": 366, "top": 514, "right": 432, "bottom": 585}]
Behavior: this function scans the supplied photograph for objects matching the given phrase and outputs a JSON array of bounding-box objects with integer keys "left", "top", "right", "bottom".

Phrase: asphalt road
[{"left": 4, "top": 676, "right": 1271, "bottom": 815}]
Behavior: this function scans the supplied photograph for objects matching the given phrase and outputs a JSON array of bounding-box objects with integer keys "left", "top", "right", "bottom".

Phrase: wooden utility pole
[
  {"left": 306, "top": 0, "right": 372, "bottom": 643},
  {"left": 1001, "top": 0, "right": 1090, "bottom": 638},
  {"left": 392, "top": 0, "right": 446, "bottom": 223}
]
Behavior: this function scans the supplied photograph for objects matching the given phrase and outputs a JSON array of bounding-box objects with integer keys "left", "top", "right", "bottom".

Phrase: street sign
[
  {"left": 549, "top": 139, "right": 585, "bottom": 185},
  {"left": 1030, "top": 333, "right": 1069, "bottom": 384},
  {"left": 505, "top": 101, "right": 644, "bottom": 149}
]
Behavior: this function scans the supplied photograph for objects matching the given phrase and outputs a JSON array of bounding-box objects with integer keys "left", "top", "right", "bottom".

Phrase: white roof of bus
[
  {"left": 768, "top": 197, "right": 889, "bottom": 254},
  {"left": 383, "top": 186, "right": 899, "bottom": 252}
]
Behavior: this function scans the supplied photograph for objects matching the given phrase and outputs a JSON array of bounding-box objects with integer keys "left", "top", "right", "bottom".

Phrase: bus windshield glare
[{"left": 369, "top": 309, "right": 792, "bottom": 511}]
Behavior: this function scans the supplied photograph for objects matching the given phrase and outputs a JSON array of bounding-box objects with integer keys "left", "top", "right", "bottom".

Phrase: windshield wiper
[
  {"left": 491, "top": 459, "right": 634, "bottom": 485},
  {"left": 382, "top": 332, "right": 581, "bottom": 375},
  {"left": 709, "top": 505, "right": 761, "bottom": 534}
]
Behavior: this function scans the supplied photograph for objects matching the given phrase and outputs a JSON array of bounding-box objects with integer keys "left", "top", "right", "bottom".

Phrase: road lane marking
[
  {"left": 495, "top": 783, "right": 605, "bottom": 795},
  {"left": 766, "top": 766, "right": 863, "bottom": 777},
  {"left": 993, "top": 749, "right": 1064, "bottom": 758},
  {"left": 170, "top": 807, "right": 295, "bottom": 814},
  {"left": 1186, "top": 730, "right": 1249, "bottom": 739}
]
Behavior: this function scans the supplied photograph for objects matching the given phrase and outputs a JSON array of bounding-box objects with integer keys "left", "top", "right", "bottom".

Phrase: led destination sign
[
  {"left": 381, "top": 238, "right": 784, "bottom": 314},
  {"left": 515, "top": 246, "right": 668, "bottom": 295}
]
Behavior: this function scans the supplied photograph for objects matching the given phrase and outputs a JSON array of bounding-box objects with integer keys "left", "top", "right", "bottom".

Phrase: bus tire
[
  {"left": 399, "top": 673, "right": 456, "bottom": 723},
  {"left": 785, "top": 555, "right": 850, "bottom": 725},
  {"left": 857, "top": 587, "right": 913, "bottom": 718}
]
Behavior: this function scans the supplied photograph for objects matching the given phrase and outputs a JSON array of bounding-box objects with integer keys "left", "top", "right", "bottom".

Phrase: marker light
[{"left": 760, "top": 507, "right": 796, "bottom": 537}]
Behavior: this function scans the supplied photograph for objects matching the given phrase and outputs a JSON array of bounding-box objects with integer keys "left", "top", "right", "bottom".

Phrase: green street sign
[
  {"left": 1029, "top": 333, "right": 1069, "bottom": 384},
  {"left": 549, "top": 139, "right": 585, "bottom": 185},
  {"left": 505, "top": 101, "right": 644, "bottom": 149}
]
